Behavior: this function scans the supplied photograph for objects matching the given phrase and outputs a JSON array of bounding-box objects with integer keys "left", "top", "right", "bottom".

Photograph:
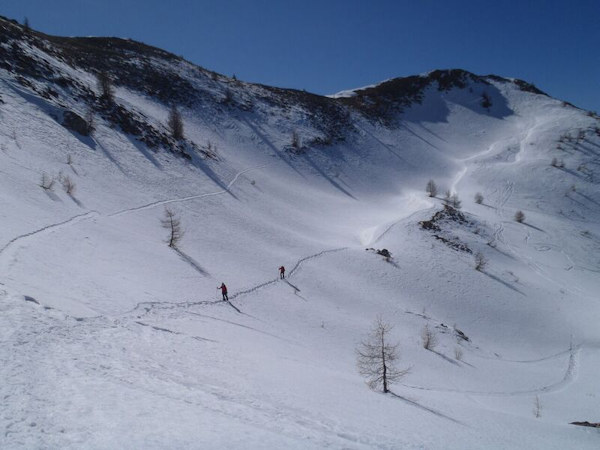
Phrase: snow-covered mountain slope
[{"left": 2, "top": 16, "right": 600, "bottom": 448}]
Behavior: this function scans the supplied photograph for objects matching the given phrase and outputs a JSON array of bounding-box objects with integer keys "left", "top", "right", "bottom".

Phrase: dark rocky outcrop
[{"left": 62, "top": 110, "right": 91, "bottom": 136}]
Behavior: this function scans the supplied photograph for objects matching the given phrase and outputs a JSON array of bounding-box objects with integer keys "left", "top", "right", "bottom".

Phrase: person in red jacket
[
  {"left": 279, "top": 266, "right": 285, "bottom": 279},
  {"left": 217, "top": 282, "right": 228, "bottom": 301}
]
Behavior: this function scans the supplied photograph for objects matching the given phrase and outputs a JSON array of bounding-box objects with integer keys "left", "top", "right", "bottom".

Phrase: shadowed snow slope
[{"left": 1, "top": 17, "right": 600, "bottom": 449}]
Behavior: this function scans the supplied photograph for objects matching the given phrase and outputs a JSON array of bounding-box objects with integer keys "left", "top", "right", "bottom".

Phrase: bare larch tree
[
  {"left": 421, "top": 324, "right": 438, "bottom": 350},
  {"left": 96, "top": 71, "right": 114, "bottom": 102},
  {"left": 168, "top": 105, "right": 184, "bottom": 140},
  {"left": 514, "top": 210, "right": 525, "bottom": 223},
  {"left": 161, "top": 207, "right": 184, "bottom": 248},
  {"left": 426, "top": 179, "right": 437, "bottom": 197},
  {"left": 356, "top": 316, "right": 410, "bottom": 393}
]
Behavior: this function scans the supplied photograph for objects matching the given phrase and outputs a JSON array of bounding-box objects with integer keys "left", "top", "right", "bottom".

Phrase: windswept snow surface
[{"left": 1, "top": 68, "right": 600, "bottom": 449}]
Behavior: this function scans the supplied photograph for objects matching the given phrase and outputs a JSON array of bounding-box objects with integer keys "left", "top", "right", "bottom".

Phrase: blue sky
[{"left": 2, "top": 0, "right": 599, "bottom": 112}]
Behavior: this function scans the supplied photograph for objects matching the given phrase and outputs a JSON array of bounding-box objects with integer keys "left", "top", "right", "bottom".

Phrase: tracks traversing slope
[
  {"left": 402, "top": 345, "right": 580, "bottom": 397},
  {"left": 0, "top": 211, "right": 99, "bottom": 265},
  {"left": 108, "top": 165, "right": 265, "bottom": 217},
  {"left": 123, "top": 247, "right": 348, "bottom": 318},
  {"left": 0, "top": 165, "right": 264, "bottom": 299}
]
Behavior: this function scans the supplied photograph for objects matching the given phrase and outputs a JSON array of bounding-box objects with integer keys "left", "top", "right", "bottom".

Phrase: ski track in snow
[
  {"left": 4, "top": 122, "right": 586, "bottom": 409},
  {"left": 403, "top": 345, "right": 580, "bottom": 397},
  {"left": 0, "top": 303, "right": 381, "bottom": 449},
  {"left": 3, "top": 70, "right": 600, "bottom": 447},
  {"left": 0, "top": 164, "right": 266, "bottom": 305},
  {"left": 0, "top": 164, "right": 264, "bottom": 260},
  {"left": 0, "top": 164, "right": 266, "bottom": 282},
  {"left": 3, "top": 246, "right": 350, "bottom": 357},
  {"left": 0, "top": 211, "right": 99, "bottom": 257},
  {"left": 108, "top": 165, "right": 266, "bottom": 217},
  {"left": 371, "top": 203, "right": 435, "bottom": 245},
  {"left": 123, "top": 247, "right": 348, "bottom": 319}
]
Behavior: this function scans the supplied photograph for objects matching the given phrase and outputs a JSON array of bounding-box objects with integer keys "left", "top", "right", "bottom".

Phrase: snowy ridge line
[
  {"left": 0, "top": 211, "right": 99, "bottom": 255},
  {"left": 402, "top": 345, "right": 580, "bottom": 397},
  {"left": 108, "top": 165, "right": 267, "bottom": 217}
]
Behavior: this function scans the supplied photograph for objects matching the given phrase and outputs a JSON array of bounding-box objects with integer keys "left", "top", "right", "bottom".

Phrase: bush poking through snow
[
  {"left": 481, "top": 92, "right": 492, "bottom": 109},
  {"left": 474, "top": 192, "right": 483, "bottom": 204},
  {"left": 533, "top": 396, "right": 542, "bottom": 418},
  {"left": 39, "top": 173, "right": 55, "bottom": 191},
  {"left": 514, "top": 210, "right": 525, "bottom": 223},
  {"left": 449, "top": 193, "right": 462, "bottom": 209},
  {"left": 61, "top": 175, "right": 76, "bottom": 195},
  {"left": 291, "top": 130, "right": 301, "bottom": 149},
  {"left": 222, "top": 88, "right": 233, "bottom": 104},
  {"left": 426, "top": 180, "right": 438, "bottom": 197},
  {"left": 443, "top": 190, "right": 451, "bottom": 204},
  {"left": 475, "top": 252, "right": 487, "bottom": 271},
  {"left": 167, "top": 105, "right": 184, "bottom": 140},
  {"left": 161, "top": 207, "right": 184, "bottom": 248},
  {"left": 454, "top": 347, "right": 463, "bottom": 361},
  {"left": 443, "top": 191, "right": 462, "bottom": 209},
  {"left": 84, "top": 107, "right": 95, "bottom": 135},
  {"left": 421, "top": 324, "right": 438, "bottom": 351},
  {"left": 356, "top": 316, "right": 410, "bottom": 393},
  {"left": 96, "top": 71, "right": 114, "bottom": 102}
]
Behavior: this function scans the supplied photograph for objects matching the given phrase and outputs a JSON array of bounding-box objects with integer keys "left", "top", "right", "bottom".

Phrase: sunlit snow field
[{"left": 1, "top": 64, "right": 600, "bottom": 449}]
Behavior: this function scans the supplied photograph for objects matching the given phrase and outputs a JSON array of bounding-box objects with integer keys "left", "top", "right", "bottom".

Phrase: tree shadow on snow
[
  {"left": 522, "top": 222, "right": 545, "bottom": 233},
  {"left": 486, "top": 244, "right": 516, "bottom": 261},
  {"left": 68, "top": 129, "right": 97, "bottom": 150},
  {"left": 68, "top": 194, "right": 85, "bottom": 208},
  {"left": 192, "top": 156, "right": 238, "bottom": 200},
  {"left": 430, "top": 349, "right": 462, "bottom": 366},
  {"left": 389, "top": 391, "right": 465, "bottom": 426},
  {"left": 174, "top": 248, "right": 210, "bottom": 277},
  {"left": 481, "top": 271, "right": 526, "bottom": 296},
  {"left": 573, "top": 191, "right": 600, "bottom": 208},
  {"left": 43, "top": 189, "right": 62, "bottom": 202},
  {"left": 96, "top": 140, "right": 126, "bottom": 174},
  {"left": 239, "top": 115, "right": 306, "bottom": 179},
  {"left": 125, "top": 134, "right": 162, "bottom": 169},
  {"left": 301, "top": 152, "right": 357, "bottom": 199}
]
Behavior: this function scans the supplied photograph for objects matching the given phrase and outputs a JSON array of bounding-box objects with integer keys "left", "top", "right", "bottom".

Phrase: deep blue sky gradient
[{"left": 2, "top": 0, "right": 599, "bottom": 111}]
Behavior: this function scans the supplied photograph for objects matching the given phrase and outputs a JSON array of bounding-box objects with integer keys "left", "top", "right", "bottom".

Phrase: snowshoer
[
  {"left": 279, "top": 266, "right": 285, "bottom": 279},
  {"left": 218, "top": 282, "right": 228, "bottom": 301}
]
